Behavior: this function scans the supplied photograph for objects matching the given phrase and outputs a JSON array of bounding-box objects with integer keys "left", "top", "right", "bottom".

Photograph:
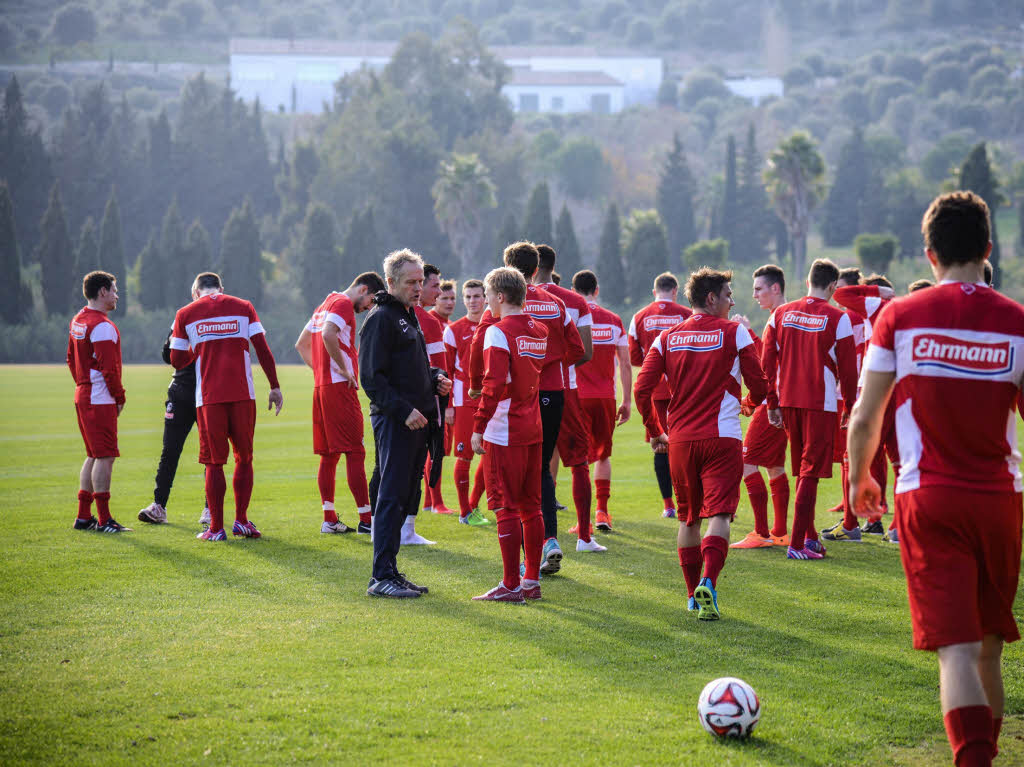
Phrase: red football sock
[
  {"left": 521, "top": 509, "right": 544, "bottom": 582},
  {"left": 470, "top": 461, "right": 486, "bottom": 509},
  {"left": 993, "top": 717, "right": 1002, "bottom": 758},
  {"left": 233, "top": 460, "right": 253, "bottom": 524},
  {"left": 701, "top": 535, "right": 729, "bottom": 587},
  {"left": 769, "top": 474, "right": 789, "bottom": 537},
  {"left": 77, "top": 489, "right": 93, "bottom": 520},
  {"left": 318, "top": 454, "right": 340, "bottom": 522},
  {"left": 663, "top": 496, "right": 675, "bottom": 511},
  {"left": 422, "top": 460, "right": 432, "bottom": 509},
  {"left": 595, "top": 478, "right": 611, "bottom": 513},
  {"left": 93, "top": 492, "right": 111, "bottom": 525},
  {"left": 943, "top": 705, "right": 993, "bottom": 767},
  {"left": 744, "top": 473, "right": 770, "bottom": 538},
  {"left": 454, "top": 459, "right": 471, "bottom": 516},
  {"left": 790, "top": 477, "right": 818, "bottom": 550},
  {"left": 430, "top": 470, "right": 446, "bottom": 509},
  {"left": 678, "top": 545, "right": 701, "bottom": 597},
  {"left": 571, "top": 464, "right": 592, "bottom": 542},
  {"left": 205, "top": 464, "right": 226, "bottom": 532},
  {"left": 495, "top": 510, "right": 523, "bottom": 590},
  {"left": 345, "top": 451, "right": 370, "bottom": 508},
  {"left": 841, "top": 459, "right": 859, "bottom": 531}
]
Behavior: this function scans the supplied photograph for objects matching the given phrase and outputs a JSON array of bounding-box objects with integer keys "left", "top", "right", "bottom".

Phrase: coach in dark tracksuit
[{"left": 359, "top": 250, "right": 451, "bottom": 598}]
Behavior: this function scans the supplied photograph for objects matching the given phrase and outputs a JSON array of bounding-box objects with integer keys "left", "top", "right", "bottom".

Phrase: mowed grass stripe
[{"left": 0, "top": 364, "right": 1020, "bottom": 766}]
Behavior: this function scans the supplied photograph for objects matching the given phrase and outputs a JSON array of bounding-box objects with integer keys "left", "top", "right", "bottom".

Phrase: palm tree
[
  {"left": 431, "top": 152, "right": 497, "bottom": 276},
  {"left": 764, "top": 131, "right": 826, "bottom": 279}
]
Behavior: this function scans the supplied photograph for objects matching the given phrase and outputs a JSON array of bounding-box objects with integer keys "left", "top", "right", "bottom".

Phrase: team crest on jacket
[
  {"left": 667, "top": 329, "right": 723, "bottom": 352},
  {"left": 644, "top": 315, "right": 684, "bottom": 332},
  {"left": 781, "top": 312, "right": 827, "bottom": 332},
  {"left": 524, "top": 301, "right": 560, "bottom": 320},
  {"left": 912, "top": 333, "right": 1013, "bottom": 376},
  {"left": 516, "top": 336, "right": 548, "bottom": 359},
  {"left": 196, "top": 319, "right": 240, "bottom": 337}
]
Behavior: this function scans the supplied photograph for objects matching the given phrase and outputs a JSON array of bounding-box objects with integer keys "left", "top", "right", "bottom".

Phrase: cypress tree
[
  {"left": 959, "top": 142, "right": 1002, "bottom": 288},
  {"left": 623, "top": 210, "right": 671, "bottom": 306},
  {"left": 160, "top": 197, "right": 187, "bottom": 298},
  {"left": 220, "top": 200, "right": 263, "bottom": 304},
  {"left": 734, "top": 124, "right": 770, "bottom": 264},
  {"left": 37, "top": 182, "right": 75, "bottom": 316},
  {"left": 822, "top": 127, "right": 869, "bottom": 246},
  {"left": 98, "top": 190, "right": 127, "bottom": 314},
  {"left": 656, "top": 132, "right": 697, "bottom": 263},
  {"left": 341, "top": 207, "right": 379, "bottom": 278},
  {"left": 183, "top": 219, "right": 212, "bottom": 285},
  {"left": 76, "top": 217, "right": 100, "bottom": 275},
  {"left": 300, "top": 204, "right": 340, "bottom": 301},
  {"left": 720, "top": 135, "right": 739, "bottom": 252},
  {"left": 596, "top": 204, "right": 626, "bottom": 305},
  {"left": 553, "top": 204, "right": 583, "bottom": 278},
  {"left": 0, "top": 182, "right": 29, "bottom": 323},
  {"left": 137, "top": 230, "right": 166, "bottom": 310},
  {"left": 523, "top": 182, "right": 552, "bottom": 245},
  {"left": 495, "top": 212, "right": 519, "bottom": 255}
]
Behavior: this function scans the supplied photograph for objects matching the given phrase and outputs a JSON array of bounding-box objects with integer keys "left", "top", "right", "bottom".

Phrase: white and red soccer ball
[{"left": 697, "top": 677, "right": 761, "bottom": 738}]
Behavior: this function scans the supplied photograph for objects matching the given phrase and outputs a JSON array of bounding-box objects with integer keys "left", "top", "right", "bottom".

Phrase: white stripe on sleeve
[
  {"left": 864, "top": 343, "right": 896, "bottom": 373},
  {"left": 89, "top": 321, "right": 119, "bottom": 344},
  {"left": 483, "top": 325, "right": 509, "bottom": 352}
]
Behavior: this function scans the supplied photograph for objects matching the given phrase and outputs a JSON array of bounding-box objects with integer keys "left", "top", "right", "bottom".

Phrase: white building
[
  {"left": 229, "top": 38, "right": 660, "bottom": 115},
  {"left": 723, "top": 76, "right": 784, "bottom": 106}
]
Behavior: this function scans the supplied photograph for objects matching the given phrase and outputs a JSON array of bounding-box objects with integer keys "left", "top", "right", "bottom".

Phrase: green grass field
[{"left": 1, "top": 365, "right": 1021, "bottom": 766}]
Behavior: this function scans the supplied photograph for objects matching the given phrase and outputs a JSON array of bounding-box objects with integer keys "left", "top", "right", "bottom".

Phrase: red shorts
[
  {"left": 742, "top": 405, "right": 787, "bottom": 468},
  {"left": 75, "top": 402, "right": 119, "bottom": 458},
  {"left": 197, "top": 400, "right": 256, "bottom": 465},
  {"left": 781, "top": 407, "right": 834, "bottom": 479},
  {"left": 582, "top": 397, "right": 616, "bottom": 463},
  {"left": 832, "top": 405, "right": 847, "bottom": 464},
  {"left": 669, "top": 437, "right": 743, "bottom": 527},
  {"left": 312, "top": 384, "right": 364, "bottom": 455},
  {"left": 452, "top": 405, "right": 475, "bottom": 461},
  {"left": 646, "top": 399, "right": 670, "bottom": 443},
  {"left": 484, "top": 441, "right": 542, "bottom": 515},
  {"left": 897, "top": 486, "right": 1021, "bottom": 651},
  {"left": 557, "top": 389, "right": 591, "bottom": 467}
]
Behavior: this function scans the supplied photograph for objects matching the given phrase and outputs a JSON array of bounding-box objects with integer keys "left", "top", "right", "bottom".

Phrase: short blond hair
[
  {"left": 485, "top": 267, "right": 527, "bottom": 307},
  {"left": 382, "top": 249, "right": 424, "bottom": 285}
]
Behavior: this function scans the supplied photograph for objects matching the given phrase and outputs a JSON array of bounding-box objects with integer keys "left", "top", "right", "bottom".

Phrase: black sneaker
[
  {"left": 367, "top": 577, "right": 420, "bottom": 598},
  {"left": 357, "top": 521, "right": 372, "bottom": 535},
  {"left": 861, "top": 520, "right": 885, "bottom": 536},
  {"left": 96, "top": 518, "right": 132, "bottom": 533},
  {"left": 74, "top": 516, "right": 98, "bottom": 531},
  {"left": 396, "top": 572, "right": 428, "bottom": 594},
  {"left": 554, "top": 499, "right": 567, "bottom": 511}
]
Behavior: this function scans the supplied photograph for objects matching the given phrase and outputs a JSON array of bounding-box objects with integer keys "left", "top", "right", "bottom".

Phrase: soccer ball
[{"left": 697, "top": 677, "right": 760, "bottom": 738}]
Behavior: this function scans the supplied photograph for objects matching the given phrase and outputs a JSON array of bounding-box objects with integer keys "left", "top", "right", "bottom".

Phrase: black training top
[{"left": 162, "top": 329, "right": 196, "bottom": 402}]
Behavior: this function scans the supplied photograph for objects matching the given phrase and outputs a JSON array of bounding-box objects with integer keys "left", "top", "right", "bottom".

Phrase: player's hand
[
  {"left": 436, "top": 375, "right": 453, "bottom": 396},
  {"left": 849, "top": 474, "right": 882, "bottom": 518},
  {"left": 117, "top": 402, "right": 125, "bottom": 416},
  {"left": 767, "top": 408, "right": 783, "bottom": 428},
  {"left": 471, "top": 432, "right": 486, "bottom": 455},
  {"left": 732, "top": 314, "right": 751, "bottom": 329},
  {"left": 445, "top": 407, "right": 455, "bottom": 426},
  {"left": 405, "top": 408, "right": 428, "bottom": 430},
  {"left": 468, "top": 388, "right": 481, "bottom": 399},
  {"left": 840, "top": 410, "right": 850, "bottom": 429},
  {"left": 347, "top": 374, "right": 359, "bottom": 390},
  {"left": 650, "top": 433, "right": 669, "bottom": 453},
  {"left": 615, "top": 403, "right": 631, "bottom": 426},
  {"left": 878, "top": 286, "right": 895, "bottom": 300},
  {"left": 268, "top": 388, "right": 283, "bottom": 415},
  {"left": 740, "top": 401, "right": 754, "bottom": 417}
]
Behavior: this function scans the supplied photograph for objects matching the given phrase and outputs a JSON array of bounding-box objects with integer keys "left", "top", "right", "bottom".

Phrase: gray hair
[{"left": 382, "top": 249, "right": 424, "bottom": 285}]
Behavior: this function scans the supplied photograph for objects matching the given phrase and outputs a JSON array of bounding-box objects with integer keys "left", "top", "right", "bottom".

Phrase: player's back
[
  {"left": 579, "top": 302, "right": 625, "bottom": 399},
  {"left": 868, "top": 282, "right": 1024, "bottom": 494},
  {"left": 174, "top": 292, "right": 261, "bottom": 406},
  {"left": 629, "top": 300, "right": 693, "bottom": 400},
  {"left": 523, "top": 284, "right": 572, "bottom": 391},
  {"left": 657, "top": 313, "right": 755, "bottom": 441},
  {"left": 767, "top": 296, "right": 852, "bottom": 411},
  {"left": 307, "top": 292, "right": 357, "bottom": 387},
  {"left": 481, "top": 314, "right": 548, "bottom": 446},
  {"left": 539, "top": 281, "right": 591, "bottom": 389}
]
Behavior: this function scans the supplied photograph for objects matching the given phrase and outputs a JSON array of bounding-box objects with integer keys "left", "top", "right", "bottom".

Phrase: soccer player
[
  {"left": 169, "top": 272, "right": 283, "bottom": 541},
  {"left": 731, "top": 264, "right": 792, "bottom": 549},
  {"left": 572, "top": 269, "right": 630, "bottom": 542},
  {"left": 442, "top": 279, "right": 491, "bottom": 526},
  {"left": 761, "top": 259, "right": 858, "bottom": 560},
  {"left": 535, "top": 245, "right": 601, "bottom": 542},
  {"left": 635, "top": 268, "right": 769, "bottom": 620},
  {"left": 471, "top": 267, "right": 549, "bottom": 602},
  {"left": 68, "top": 271, "right": 129, "bottom": 533},
  {"left": 295, "top": 271, "right": 385, "bottom": 534},
  {"left": 416, "top": 263, "right": 453, "bottom": 526},
  {"left": 629, "top": 272, "right": 692, "bottom": 519},
  {"left": 432, "top": 279, "right": 456, "bottom": 325},
  {"left": 849, "top": 191, "right": 1022, "bottom": 767},
  {"left": 467, "top": 242, "right": 584, "bottom": 574}
]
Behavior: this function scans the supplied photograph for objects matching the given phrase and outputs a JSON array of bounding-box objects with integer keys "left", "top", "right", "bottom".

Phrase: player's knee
[{"left": 938, "top": 641, "right": 982, "bottom": 668}]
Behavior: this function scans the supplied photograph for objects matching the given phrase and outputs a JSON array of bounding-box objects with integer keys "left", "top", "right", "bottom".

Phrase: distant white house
[
  {"left": 229, "top": 38, "right": 660, "bottom": 115},
  {"left": 723, "top": 76, "right": 784, "bottom": 106}
]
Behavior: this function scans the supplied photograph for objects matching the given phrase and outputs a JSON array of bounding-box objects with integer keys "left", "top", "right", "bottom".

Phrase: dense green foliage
[{"left": 854, "top": 233, "right": 899, "bottom": 275}]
